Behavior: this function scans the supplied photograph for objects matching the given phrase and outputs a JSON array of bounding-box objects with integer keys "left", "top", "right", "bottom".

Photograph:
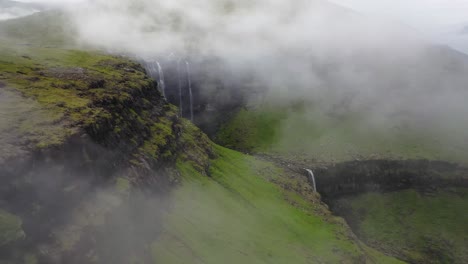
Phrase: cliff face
[
  {"left": 0, "top": 43, "right": 214, "bottom": 172},
  {"left": 315, "top": 160, "right": 468, "bottom": 200},
  {"left": 0, "top": 44, "right": 214, "bottom": 263}
]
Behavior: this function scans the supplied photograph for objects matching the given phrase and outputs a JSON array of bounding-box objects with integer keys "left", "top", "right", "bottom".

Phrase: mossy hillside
[
  {"left": 1, "top": 43, "right": 216, "bottom": 173},
  {"left": 0, "top": 88, "right": 67, "bottom": 162},
  {"left": 175, "top": 119, "right": 216, "bottom": 173},
  {"left": 0, "top": 43, "right": 219, "bottom": 263},
  {"left": 0, "top": 43, "right": 149, "bottom": 148},
  {"left": 152, "top": 145, "right": 404, "bottom": 264},
  {"left": 216, "top": 103, "right": 468, "bottom": 163},
  {"left": 0, "top": 209, "right": 24, "bottom": 247},
  {"left": 334, "top": 189, "right": 468, "bottom": 264},
  {"left": 0, "top": 43, "right": 210, "bottom": 172}
]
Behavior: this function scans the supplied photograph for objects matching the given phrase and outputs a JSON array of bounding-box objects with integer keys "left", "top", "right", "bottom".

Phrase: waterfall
[
  {"left": 145, "top": 61, "right": 156, "bottom": 78},
  {"left": 177, "top": 60, "right": 183, "bottom": 116},
  {"left": 156, "top": 61, "right": 166, "bottom": 97},
  {"left": 305, "top": 169, "right": 317, "bottom": 192},
  {"left": 185, "top": 61, "right": 194, "bottom": 122}
]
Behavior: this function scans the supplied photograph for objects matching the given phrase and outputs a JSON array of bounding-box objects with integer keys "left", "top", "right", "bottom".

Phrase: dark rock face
[
  {"left": 0, "top": 53, "right": 215, "bottom": 263},
  {"left": 313, "top": 160, "right": 468, "bottom": 264},
  {"left": 313, "top": 160, "right": 468, "bottom": 201},
  {"left": 151, "top": 58, "right": 264, "bottom": 138},
  {"left": 0, "top": 134, "right": 167, "bottom": 263}
]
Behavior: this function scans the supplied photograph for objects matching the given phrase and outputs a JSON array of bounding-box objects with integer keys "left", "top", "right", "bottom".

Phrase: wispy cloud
[{"left": 330, "top": 0, "right": 468, "bottom": 53}]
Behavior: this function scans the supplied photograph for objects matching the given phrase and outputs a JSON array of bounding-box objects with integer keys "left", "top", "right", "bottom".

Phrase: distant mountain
[{"left": 0, "top": 0, "right": 46, "bottom": 21}]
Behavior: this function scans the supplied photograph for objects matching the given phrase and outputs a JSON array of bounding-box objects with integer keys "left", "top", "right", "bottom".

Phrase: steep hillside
[
  {"left": 0, "top": 43, "right": 214, "bottom": 263},
  {"left": 216, "top": 103, "right": 468, "bottom": 263},
  {"left": 0, "top": 42, "right": 406, "bottom": 263},
  {"left": 152, "top": 146, "right": 403, "bottom": 264}
]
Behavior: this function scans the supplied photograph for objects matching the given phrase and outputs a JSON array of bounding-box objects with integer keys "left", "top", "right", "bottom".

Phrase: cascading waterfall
[
  {"left": 143, "top": 58, "right": 193, "bottom": 120},
  {"left": 144, "top": 61, "right": 156, "bottom": 78},
  {"left": 185, "top": 61, "right": 194, "bottom": 122},
  {"left": 156, "top": 61, "right": 166, "bottom": 97},
  {"left": 305, "top": 169, "right": 317, "bottom": 192},
  {"left": 177, "top": 60, "right": 183, "bottom": 116}
]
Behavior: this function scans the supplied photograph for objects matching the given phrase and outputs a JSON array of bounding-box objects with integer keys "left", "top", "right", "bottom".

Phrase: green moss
[
  {"left": 23, "top": 254, "right": 38, "bottom": 264},
  {"left": 138, "top": 115, "right": 176, "bottom": 161},
  {"left": 115, "top": 177, "right": 131, "bottom": 195},
  {"left": 176, "top": 120, "right": 214, "bottom": 173},
  {"left": 0, "top": 42, "right": 157, "bottom": 156},
  {"left": 0, "top": 209, "right": 24, "bottom": 247}
]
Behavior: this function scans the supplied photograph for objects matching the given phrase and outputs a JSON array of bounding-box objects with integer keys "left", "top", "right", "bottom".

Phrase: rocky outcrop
[
  {"left": 312, "top": 160, "right": 468, "bottom": 201},
  {"left": 313, "top": 160, "right": 468, "bottom": 264},
  {"left": 0, "top": 47, "right": 214, "bottom": 263}
]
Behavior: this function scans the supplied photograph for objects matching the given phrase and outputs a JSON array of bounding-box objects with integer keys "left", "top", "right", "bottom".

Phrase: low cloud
[{"left": 59, "top": 0, "right": 468, "bottom": 143}]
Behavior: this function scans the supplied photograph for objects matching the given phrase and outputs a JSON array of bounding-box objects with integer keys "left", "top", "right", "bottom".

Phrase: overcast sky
[
  {"left": 15, "top": 0, "right": 468, "bottom": 53},
  {"left": 330, "top": 0, "right": 468, "bottom": 53}
]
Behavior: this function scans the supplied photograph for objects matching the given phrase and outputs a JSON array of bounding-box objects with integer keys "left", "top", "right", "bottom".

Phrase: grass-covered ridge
[
  {"left": 0, "top": 42, "right": 209, "bottom": 171},
  {"left": 333, "top": 189, "right": 468, "bottom": 263},
  {"left": 151, "top": 145, "right": 404, "bottom": 263},
  {"left": 0, "top": 43, "right": 152, "bottom": 150}
]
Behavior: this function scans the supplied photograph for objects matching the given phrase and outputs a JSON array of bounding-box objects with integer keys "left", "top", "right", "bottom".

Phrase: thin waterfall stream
[
  {"left": 156, "top": 61, "right": 166, "bottom": 97},
  {"left": 177, "top": 59, "right": 183, "bottom": 116},
  {"left": 185, "top": 61, "right": 194, "bottom": 122},
  {"left": 305, "top": 169, "right": 317, "bottom": 192}
]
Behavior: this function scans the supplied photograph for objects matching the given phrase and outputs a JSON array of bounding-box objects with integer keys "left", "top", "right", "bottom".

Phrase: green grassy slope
[
  {"left": 333, "top": 189, "right": 468, "bottom": 264},
  {"left": 151, "top": 146, "right": 404, "bottom": 264},
  {"left": 216, "top": 104, "right": 468, "bottom": 163}
]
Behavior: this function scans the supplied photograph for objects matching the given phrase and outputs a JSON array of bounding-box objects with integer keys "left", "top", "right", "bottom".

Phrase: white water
[
  {"left": 177, "top": 60, "right": 183, "bottom": 116},
  {"left": 305, "top": 169, "right": 317, "bottom": 192},
  {"left": 156, "top": 61, "right": 166, "bottom": 97},
  {"left": 185, "top": 61, "right": 194, "bottom": 122},
  {"left": 144, "top": 61, "right": 153, "bottom": 77}
]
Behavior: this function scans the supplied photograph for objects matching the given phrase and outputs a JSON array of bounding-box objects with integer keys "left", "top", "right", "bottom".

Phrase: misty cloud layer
[
  {"left": 461, "top": 26, "right": 468, "bottom": 35},
  {"left": 63, "top": 1, "right": 468, "bottom": 125},
  {"left": 0, "top": 0, "right": 43, "bottom": 20}
]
